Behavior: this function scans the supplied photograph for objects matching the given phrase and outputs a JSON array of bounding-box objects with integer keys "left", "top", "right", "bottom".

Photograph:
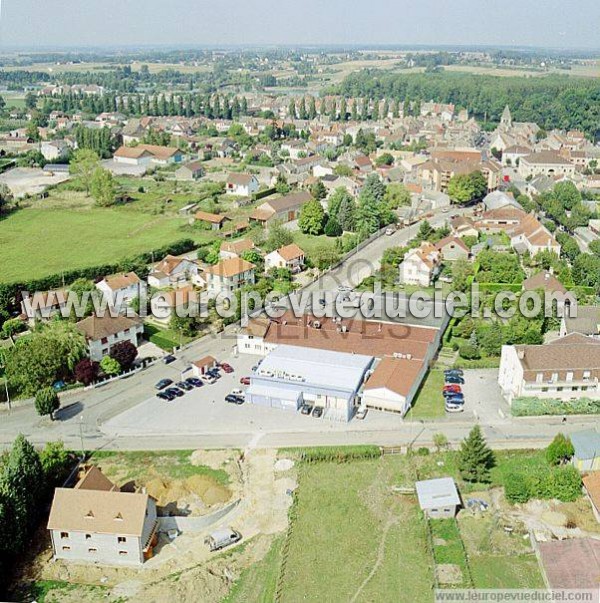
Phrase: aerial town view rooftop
[{"left": 0, "top": 1, "right": 599, "bottom": 601}]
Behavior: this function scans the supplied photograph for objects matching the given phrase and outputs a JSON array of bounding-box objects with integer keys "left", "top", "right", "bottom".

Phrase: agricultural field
[{"left": 0, "top": 178, "right": 226, "bottom": 283}]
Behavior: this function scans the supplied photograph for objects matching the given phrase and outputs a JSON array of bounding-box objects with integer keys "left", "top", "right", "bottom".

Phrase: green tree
[
  {"left": 69, "top": 149, "right": 100, "bottom": 195},
  {"left": 24, "top": 91, "right": 37, "bottom": 110},
  {"left": 384, "top": 183, "right": 410, "bottom": 209},
  {"left": 0, "top": 183, "right": 13, "bottom": 216},
  {"left": 451, "top": 259, "right": 474, "bottom": 292},
  {"left": 324, "top": 216, "right": 342, "bottom": 237},
  {"left": 433, "top": 433, "right": 448, "bottom": 452},
  {"left": 310, "top": 180, "right": 327, "bottom": 201},
  {"left": 447, "top": 171, "right": 487, "bottom": 204},
  {"left": 39, "top": 441, "right": 70, "bottom": 487},
  {"left": 0, "top": 435, "right": 43, "bottom": 550},
  {"left": 458, "top": 425, "right": 495, "bottom": 482},
  {"left": 34, "top": 387, "right": 60, "bottom": 420},
  {"left": 265, "top": 220, "right": 294, "bottom": 252},
  {"left": 90, "top": 167, "right": 116, "bottom": 207},
  {"left": 274, "top": 173, "right": 290, "bottom": 194},
  {"left": 546, "top": 433, "right": 574, "bottom": 466},
  {"left": 100, "top": 355, "right": 121, "bottom": 376},
  {"left": 504, "top": 472, "right": 531, "bottom": 504},
  {"left": 25, "top": 121, "right": 40, "bottom": 142},
  {"left": 298, "top": 199, "right": 325, "bottom": 235},
  {"left": 375, "top": 153, "right": 394, "bottom": 167},
  {"left": 5, "top": 322, "right": 86, "bottom": 396}
]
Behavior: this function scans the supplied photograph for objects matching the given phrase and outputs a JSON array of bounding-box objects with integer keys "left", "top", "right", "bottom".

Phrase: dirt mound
[
  {"left": 274, "top": 458, "right": 294, "bottom": 472},
  {"left": 144, "top": 475, "right": 231, "bottom": 513},
  {"left": 185, "top": 475, "right": 231, "bottom": 505}
]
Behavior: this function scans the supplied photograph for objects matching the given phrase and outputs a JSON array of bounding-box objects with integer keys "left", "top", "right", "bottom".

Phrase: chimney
[{"left": 517, "top": 349, "right": 525, "bottom": 360}]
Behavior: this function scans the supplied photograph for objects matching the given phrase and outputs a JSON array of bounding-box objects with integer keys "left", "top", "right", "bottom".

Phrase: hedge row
[
  {"left": 0, "top": 238, "right": 198, "bottom": 316},
  {"left": 512, "top": 397, "right": 600, "bottom": 417},
  {"left": 296, "top": 445, "right": 382, "bottom": 464},
  {"left": 504, "top": 465, "right": 581, "bottom": 504}
]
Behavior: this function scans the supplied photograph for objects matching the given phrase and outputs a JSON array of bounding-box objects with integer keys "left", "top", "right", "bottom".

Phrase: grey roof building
[
  {"left": 415, "top": 477, "right": 461, "bottom": 519},
  {"left": 571, "top": 429, "right": 600, "bottom": 472}
]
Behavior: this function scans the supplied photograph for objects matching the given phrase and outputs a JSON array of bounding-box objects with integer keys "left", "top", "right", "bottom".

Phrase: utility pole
[
  {"left": 3, "top": 376, "right": 10, "bottom": 411},
  {"left": 79, "top": 415, "right": 85, "bottom": 460}
]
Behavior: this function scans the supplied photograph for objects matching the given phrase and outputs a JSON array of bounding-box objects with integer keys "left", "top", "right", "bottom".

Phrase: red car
[
  {"left": 443, "top": 384, "right": 462, "bottom": 394},
  {"left": 240, "top": 376, "right": 250, "bottom": 385},
  {"left": 220, "top": 362, "right": 234, "bottom": 373}
]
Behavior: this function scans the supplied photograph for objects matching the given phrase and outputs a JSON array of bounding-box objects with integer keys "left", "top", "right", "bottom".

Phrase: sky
[{"left": 1, "top": 0, "right": 599, "bottom": 49}]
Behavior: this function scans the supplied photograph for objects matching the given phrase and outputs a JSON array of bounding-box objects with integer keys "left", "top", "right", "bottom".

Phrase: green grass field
[{"left": 407, "top": 368, "right": 445, "bottom": 419}]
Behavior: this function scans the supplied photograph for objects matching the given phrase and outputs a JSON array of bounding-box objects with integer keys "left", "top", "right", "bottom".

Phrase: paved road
[{"left": 5, "top": 205, "right": 581, "bottom": 454}]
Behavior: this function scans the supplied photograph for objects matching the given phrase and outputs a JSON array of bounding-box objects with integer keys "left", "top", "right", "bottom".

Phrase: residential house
[
  {"left": 435, "top": 236, "right": 470, "bottom": 262},
  {"left": 482, "top": 191, "right": 522, "bottom": 212},
  {"left": 571, "top": 429, "right": 600, "bottom": 472},
  {"left": 147, "top": 255, "right": 202, "bottom": 289},
  {"left": 560, "top": 306, "right": 600, "bottom": 339},
  {"left": 226, "top": 173, "right": 259, "bottom": 196},
  {"left": 498, "top": 334, "right": 600, "bottom": 404},
  {"left": 354, "top": 154, "right": 373, "bottom": 173},
  {"left": 522, "top": 271, "right": 567, "bottom": 296},
  {"left": 502, "top": 145, "right": 532, "bottom": 167},
  {"left": 96, "top": 272, "right": 146, "bottom": 307},
  {"left": 264, "top": 243, "right": 305, "bottom": 273},
  {"left": 204, "top": 257, "right": 256, "bottom": 295},
  {"left": 174, "top": 160, "right": 205, "bottom": 181},
  {"left": 508, "top": 212, "right": 561, "bottom": 257},
  {"left": 249, "top": 190, "right": 313, "bottom": 227},
  {"left": 194, "top": 210, "right": 229, "bottom": 231},
  {"left": 20, "top": 289, "right": 69, "bottom": 325},
  {"left": 219, "top": 239, "right": 256, "bottom": 260},
  {"left": 399, "top": 242, "right": 441, "bottom": 287},
  {"left": 415, "top": 478, "right": 461, "bottom": 519},
  {"left": 450, "top": 216, "right": 479, "bottom": 239},
  {"left": 149, "top": 285, "right": 199, "bottom": 325},
  {"left": 48, "top": 466, "right": 158, "bottom": 566},
  {"left": 75, "top": 314, "right": 143, "bottom": 362},
  {"left": 113, "top": 144, "right": 184, "bottom": 166},
  {"left": 40, "top": 140, "right": 70, "bottom": 161},
  {"left": 518, "top": 151, "right": 576, "bottom": 179}
]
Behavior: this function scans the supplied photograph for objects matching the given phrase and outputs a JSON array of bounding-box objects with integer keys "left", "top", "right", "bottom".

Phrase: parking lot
[
  {"left": 101, "top": 350, "right": 419, "bottom": 437},
  {"left": 460, "top": 368, "right": 510, "bottom": 422}
]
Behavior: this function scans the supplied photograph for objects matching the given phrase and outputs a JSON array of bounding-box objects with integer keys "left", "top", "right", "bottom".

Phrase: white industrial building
[{"left": 245, "top": 344, "right": 373, "bottom": 421}]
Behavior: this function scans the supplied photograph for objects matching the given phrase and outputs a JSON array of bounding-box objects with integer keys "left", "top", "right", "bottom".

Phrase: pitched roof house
[
  {"left": 498, "top": 334, "right": 600, "bottom": 404},
  {"left": 96, "top": 272, "right": 145, "bottom": 306},
  {"left": 48, "top": 466, "right": 158, "bottom": 566},
  {"left": 399, "top": 242, "right": 442, "bottom": 287},
  {"left": 204, "top": 257, "right": 256, "bottom": 295},
  {"left": 226, "top": 173, "right": 259, "bottom": 196},
  {"left": 249, "top": 190, "right": 313, "bottom": 227},
  {"left": 148, "top": 255, "right": 202, "bottom": 289},
  {"left": 264, "top": 243, "right": 305, "bottom": 272},
  {"left": 76, "top": 314, "right": 143, "bottom": 362}
]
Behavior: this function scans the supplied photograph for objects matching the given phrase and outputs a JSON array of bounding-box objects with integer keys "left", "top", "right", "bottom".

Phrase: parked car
[
  {"left": 205, "top": 528, "right": 241, "bottom": 552},
  {"left": 312, "top": 406, "right": 324, "bottom": 418},
  {"left": 355, "top": 407, "right": 368, "bottom": 420},
  {"left": 201, "top": 374, "right": 217, "bottom": 384},
  {"left": 207, "top": 368, "right": 221, "bottom": 379},
  {"left": 445, "top": 396, "right": 464, "bottom": 406},
  {"left": 225, "top": 394, "right": 244, "bottom": 405},
  {"left": 155, "top": 378, "right": 173, "bottom": 390},
  {"left": 157, "top": 391, "right": 175, "bottom": 401},
  {"left": 445, "top": 376, "right": 464, "bottom": 385},
  {"left": 166, "top": 387, "right": 185, "bottom": 398},
  {"left": 240, "top": 376, "right": 251, "bottom": 385},
  {"left": 300, "top": 403, "right": 313, "bottom": 415},
  {"left": 230, "top": 388, "right": 245, "bottom": 399},
  {"left": 385, "top": 227, "right": 395, "bottom": 236},
  {"left": 163, "top": 354, "right": 176, "bottom": 364},
  {"left": 337, "top": 285, "right": 351, "bottom": 292},
  {"left": 176, "top": 381, "right": 194, "bottom": 391},
  {"left": 185, "top": 377, "right": 204, "bottom": 388},
  {"left": 445, "top": 403, "right": 464, "bottom": 413},
  {"left": 443, "top": 385, "right": 462, "bottom": 393},
  {"left": 220, "top": 362, "right": 234, "bottom": 373},
  {"left": 318, "top": 298, "right": 326, "bottom": 307},
  {"left": 444, "top": 369, "right": 464, "bottom": 377}
]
